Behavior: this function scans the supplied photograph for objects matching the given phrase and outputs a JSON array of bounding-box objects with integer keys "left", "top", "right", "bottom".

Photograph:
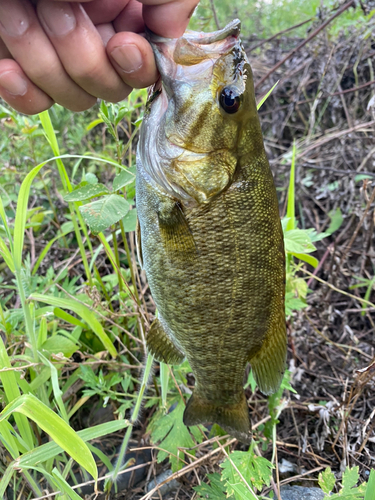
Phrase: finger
[
  {"left": 0, "top": 59, "right": 53, "bottom": 114},
  {"left": 37, "top": 1, "right": 132, "bottom": 102},
  {"left": 96, "top": 23, "right": 116, "bottom": 48},
  {"left": 139, "top": 0, "right": 199, "bottom": 38},
  {"left": 0, "top": 38, "right": 12, "bottom": 59},
  {"left": 0, "top": 0, "right": 97, "bottom": 111},
  {"left": 107, "top": 32, "right": 158, "bottom": 89},
  {"left": 82, "top": 0, "right": 130, "bottom": 25},
  {"left": 113, "top": 0, "right": 144, "bottom": 34}
]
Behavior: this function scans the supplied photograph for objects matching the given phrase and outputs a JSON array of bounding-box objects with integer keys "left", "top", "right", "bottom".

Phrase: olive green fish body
[{"left": 136, "top": 20, "right": 286, "bottom": 443}]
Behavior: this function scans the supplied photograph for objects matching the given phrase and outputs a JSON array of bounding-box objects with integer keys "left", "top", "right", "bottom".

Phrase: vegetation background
[{"left": 0, "top": 0, "right": 374, "bottom": 499}]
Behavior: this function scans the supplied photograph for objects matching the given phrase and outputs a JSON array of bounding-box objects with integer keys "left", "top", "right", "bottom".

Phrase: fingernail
[
  {"left": 0, "top": 71, "right": 27, "bottom": 96},
  {"left": 111, "top": 45, "right": 143, "bottom": 74},
  {"left": 38, "top": 2, "right": 76, "bottom": 36},
  {"left": 0, "top": 1, "right": 30, "bottom": 37}
]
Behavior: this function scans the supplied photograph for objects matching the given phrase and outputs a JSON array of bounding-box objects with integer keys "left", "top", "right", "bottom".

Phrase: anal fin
[
  {"left": 250, "top": 313, "right": 287, "bottom": 395},
  {"left": 146, "top": 318, "right": 185, "bottom": 365},
  {"left": 183, "top": 391, "right": 252, "bottom": 444}
]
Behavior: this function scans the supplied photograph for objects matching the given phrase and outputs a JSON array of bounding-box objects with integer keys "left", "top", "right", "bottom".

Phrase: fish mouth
[
  {"left": 146, "top": 19, "right": 241, "bottom": 45},
  {"left": 146, "top": 20, "right": 242, "bottom": 80}
]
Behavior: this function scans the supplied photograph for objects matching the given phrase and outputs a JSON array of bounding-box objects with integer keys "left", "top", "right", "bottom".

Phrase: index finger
[{"left": 139, "top": 0, "right": 199, "bottom": 38}]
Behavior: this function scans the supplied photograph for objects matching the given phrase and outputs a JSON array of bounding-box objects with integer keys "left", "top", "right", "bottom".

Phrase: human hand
[{"left": 0, "top": 0, "right": 199, "bottom": 114}]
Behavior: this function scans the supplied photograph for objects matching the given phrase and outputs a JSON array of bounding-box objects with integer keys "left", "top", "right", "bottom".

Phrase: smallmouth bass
[{"left": 136, "top": 20, "right": 286, "bottom": 444}]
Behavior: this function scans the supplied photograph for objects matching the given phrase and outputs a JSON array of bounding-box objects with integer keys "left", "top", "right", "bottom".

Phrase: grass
[{"left": 0, "top": 0, "right": 374, "bottom": 498}]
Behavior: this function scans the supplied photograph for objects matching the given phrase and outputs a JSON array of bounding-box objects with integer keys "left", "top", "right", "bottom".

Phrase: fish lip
[{"left": 145, "top": 19, "right": 241, "bottom": 44}]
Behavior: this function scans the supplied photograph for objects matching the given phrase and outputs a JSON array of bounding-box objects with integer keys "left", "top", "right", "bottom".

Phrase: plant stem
[
  {"left": 15, "top": 271, "right": 38, "bottom": 362},
  {"left": 111, "top": 226, "right": 123, "bottom": 292},
  {"left": 106, "top": 353, "right": 154, "bottom": 490}
]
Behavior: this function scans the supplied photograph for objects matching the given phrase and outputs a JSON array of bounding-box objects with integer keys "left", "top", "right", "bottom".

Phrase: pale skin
[{"left": 0, "top": 0, "right": 199, "bottom": 115}]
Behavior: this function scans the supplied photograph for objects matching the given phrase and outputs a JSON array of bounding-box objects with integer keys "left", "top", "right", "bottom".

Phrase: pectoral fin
[
  {"left": 146, "top": 318, "right": 185, "bottom": 365},
  {"left": 249, "top": 314, "right": 287, "bottom": 395},
  {"left": 158, "top": 201, "right": 197, "bottom": 262}
]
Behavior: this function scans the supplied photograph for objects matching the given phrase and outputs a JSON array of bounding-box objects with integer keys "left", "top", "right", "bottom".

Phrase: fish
[{"left": 136, "top": 19, "right": 286, "bottom": 444}]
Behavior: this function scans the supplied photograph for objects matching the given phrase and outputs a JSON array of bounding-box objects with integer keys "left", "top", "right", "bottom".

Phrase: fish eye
[{"left": 219, "top": 87, "right": 241, "bottom": 114}]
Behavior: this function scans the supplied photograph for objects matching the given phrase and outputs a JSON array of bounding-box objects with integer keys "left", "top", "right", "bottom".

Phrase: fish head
[{"left": 138, "top": 20, "right": 263, "bottom": 205}]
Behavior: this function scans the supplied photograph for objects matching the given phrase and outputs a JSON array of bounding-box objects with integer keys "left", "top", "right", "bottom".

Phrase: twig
[
  {"left": 302, "top": 269, "right": 375, "bottom": 310},
  {"left": 338, "top": 186, "right": 375, "bottom": 268},
  {"left": 300, "top": 120, "right": 375, "bottom": 156},
  {"left": 209, "top": 0, "right": 220, "bottom": 30},
  {"left": 249, "top": 17, "right": 314, "bottom": 51},
  {"left": 139, "top": 416, "right": 271, "bottom": 500},
  {"left": 254, "top": 0, "right": 356, "bottom": 90}
]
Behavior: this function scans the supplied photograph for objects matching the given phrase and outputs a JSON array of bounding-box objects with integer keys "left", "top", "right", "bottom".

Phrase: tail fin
[{"left": 183, "top": 391, "right": 251, "bottom": 444}]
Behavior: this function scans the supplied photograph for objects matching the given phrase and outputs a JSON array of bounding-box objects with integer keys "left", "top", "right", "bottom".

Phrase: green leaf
[
  {"left": 54, "top": 308, "right": 86, "bottom": 329},
  {"left": 13, "top": 162, "right": 47, "bottom": 270},
  {"left": 0, "top": 337, "right": 34, "bottom": 449},
  {"left": 18, "top": 419, "right": 129, "bottom": 468},
  {"left": 257, "top": 81, "right": 279, "bottom": 110},
  {"left": 0, "top": 394, "right": 97, "bottom": 480},
  {"left": 220, "top": 450, "right": 273, "bottom": 494},
  {"left": 51, "top": 468, "right": 82, "bottom": 500},
  {"left": 113, "top": 170, "right": 135, "bottom": 191},
  {"left": 193, "top": 472, "right": 229, "bottom": 500},
  {"left": 86, "top": 172, "right": 98, "bottom": 184},
  {"left": 285, "top": 292, "right": 307, "bottom": 316},
  {"left": 289, "top": 252, "right": 319, "bottom": 267},
  {"left": 31, "top": 294, "right": 117, "bottom": 358},
  {"left": 326, "top": 208, "right": 343, "bottom": 235},
  {"left": 122, "top": 208, "right": 137, "bottom": 232},
  {"left": 230, "top": 482, "right": 258, "bottom": 500},
  {"left": 86, "top": 118, "right": 104, "bottom": 131},
  {"left": 319, "top": 467, "right": 336, "bottom": 494},
  {"left": 244, "top": 369, "right": 257, "bottom": 392},
  {"left": 194, "top": 473, "right": 230, "bottom": 500},
  {"left": 79, "top": 194, "right": 130, "bottom": 234},
  {"left": 40, "top": 335, "right": 79, "bottom": 358},
  {"left": 365, "top": 470, "right": 375, "bottom": 500},
  {"left": 342, "top": 467, "right": 360, "bottom": 492},
  {"left": 148, "top": 398, "right": 204, "bottom": 471},
  {"left": 64, "top": 183, "right": 109, "bottom": 202},
  {"left": 286, "top": 141, "right": 297, "bottom": 231},
  {"left": 0, "top": 465, "right": 14, "bottom": 499},
  {"left": 0, "top": 235, "right": 15, "bottom": 273},
  {"left": 284, "top": 229, "right": 317, "bottom": 254}
]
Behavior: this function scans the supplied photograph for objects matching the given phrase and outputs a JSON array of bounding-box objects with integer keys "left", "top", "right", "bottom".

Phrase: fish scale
[{"left": 136, "top": 20, "right": 286, "bottom": 443}]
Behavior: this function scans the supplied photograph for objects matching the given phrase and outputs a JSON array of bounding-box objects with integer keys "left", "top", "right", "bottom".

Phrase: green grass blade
[
  {"left": 0, "top": 420, "right": 19, "bottom": 458},
  {"left": 39, "top": 111, "right": 71, "bottom": 192},
  {"left": 0, "top": 394, "right": 97, "bottom": 480},
  {"left": 0, "top": 192, "right": 13, "bottom": 244},
  {"left": 51, "top": 468, "right": 83, "bottom": 500},
  {"left": 13, "top": 162, "right": 47, "bottom": 271},
  {"left": 286, "top": 141, "right": 297, "bottom": 232},
  {"left": 0, "top": 235, "right": 15, "bottom": 273},
  {"left": 257, "top": 81, "right": 279, "bottom": 111},
  {"left": 160, "top": 362, "right": 169, "bottom": 410},
  {"left": 0, "top": 465, "right": 14, "bottom": 499},
  {"left": 0, "top": 337, "right": 34, "bottom": 449},
  {"left": 289, "top": 252, "right": 319, "bottom": 268},
  {"left": 18, "top": 419, "right": 130, "bottom": 467},
  {"left": 31, "top": 293, "right": 117, "bottom": 358},
  {"left": 39, "top": 353, "right": 69, "bottom": 422}
]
